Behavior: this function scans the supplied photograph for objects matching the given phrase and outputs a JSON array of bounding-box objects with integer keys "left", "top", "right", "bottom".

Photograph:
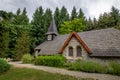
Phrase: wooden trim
[{"left": 59, "top": 32, "right": 92, "bottom": 54}]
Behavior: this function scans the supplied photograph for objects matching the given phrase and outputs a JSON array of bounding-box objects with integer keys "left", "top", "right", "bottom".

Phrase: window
[
  {"left": 38, "top": 49, "right": 40, "bottom": 53},
  {"left": 69, "top": 46, "right": 73, "bottom": 57},
  {"left": 77, "top": 46, "right": 82, "bottom": 57},
  {"left": 47, "top": 35, "right": 52, "bottom": 40}
]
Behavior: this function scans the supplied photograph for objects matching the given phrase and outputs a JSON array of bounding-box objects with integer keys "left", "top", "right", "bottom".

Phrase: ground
[
  {"left": 8, "top": 62, "right": 120, "bottom": 80},
  {"left": 0, "top": 67, "right": 86, "bottom": 80}
]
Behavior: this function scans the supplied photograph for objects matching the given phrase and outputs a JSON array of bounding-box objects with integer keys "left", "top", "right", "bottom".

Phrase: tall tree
[
  {"left": 13, "top": 8, "right": 29, "bottom": 25},
  {"left": 15, "top": 31, "right": 30, "bottom": 60},
  {"left": 78, "top": 8, "right": 85, "bottom": 19},
  {"left": 54, "top": 7, "right": 60, "bottom": 30},
  {"left": 93, "top": 17, "right": 98, "bottom": 29},
  {"left": 21, "top": 8, "right": 29, "bottom": 25},
  {"left": 98, "top": 13, "right": 115, "bottom": 29},
  {"left": 58, "top": 6, "right": 69, "bottom": 32},
  {"left": 110, "top": 6, "right": 120, "bottom": 26},
  {"left": 0, "top": 22, "right": 9, "bottom": 57},
  {"left": 31, "top": 6, "right": 45, "bottom": 47},
  {"left": 44, "top": 8, "right": 52, "bottom": 32},
  {"left": 71, "top": 6, "right": 77, "bottom": 20},
  {"left": 16, "top": 8, "right": 21, "bottom": 15}
]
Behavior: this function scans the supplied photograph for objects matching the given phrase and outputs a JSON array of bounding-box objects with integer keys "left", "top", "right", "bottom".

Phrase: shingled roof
[
  {"left": 46, "top": 18, "right": 58, "bottom": 35},
  {"left": 35, "top": 28, "right": 120, "bottom": 57}
]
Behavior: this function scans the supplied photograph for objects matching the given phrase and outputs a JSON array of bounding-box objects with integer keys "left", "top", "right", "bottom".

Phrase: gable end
[{"left": 59, "top": 32, "right": 92, "bottom": 54}]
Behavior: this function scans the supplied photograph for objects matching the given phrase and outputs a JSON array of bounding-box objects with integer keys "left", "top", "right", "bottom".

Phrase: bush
[
  {"left": 68, "top": 60, "right": 106, "bottom": 73},
  {"left": 107, "top": 61, "right": 120, "bottom": 75},
  {"left": 35, "top": 55, "right": 66, "bottom": 67},
  {"left": 82, "top": 61, "right": 106, "bottom": 73},
  {"left": 22, "top": 54, "right": 33, "bottom": 64},
  {"left": 0, "top": 58, "right": 10, "bottom": 74}
]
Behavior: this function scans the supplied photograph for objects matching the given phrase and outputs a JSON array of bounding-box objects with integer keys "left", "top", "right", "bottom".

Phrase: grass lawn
[{"left": 0, "top": 67, "right": 96, "bottom": 80}]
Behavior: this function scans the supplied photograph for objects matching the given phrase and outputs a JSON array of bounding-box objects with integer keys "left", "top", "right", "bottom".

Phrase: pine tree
[
  {"left": 78, "top": 8, "right": 85, "bottom": 19},
  {"left": 21, "top": 8, "right": 29, "bottom": 25},
  {"left": 15, "top": 31, "right": 30, "bottom": 60},
  {"left": 93, "top": 17, "right": 97, "bottom": 29},
  {"left": 98, "top": 13, "right": 115, "bottom": 29},
  {"left": 110, "top": 6, "right": 120, "bottom": 25},
  {"left": 13, "top": 8, "right": 29, "bottom": 25},
  {"left": 44, "top": 8, "right": 52, "bottom": 32},
  {"left": 59, "top": 6, "right": 69, "bottom": 32},
  {"left": 54, "top": 7, "right": 60, "bottom": 30},
  {"left": 16, "top": 8, "right": 21, "bottom": 15},
  {"left": 71, "top": 6, "right": 77, "bottom": 20},
  {"left": 31, "top": 6, "right": 45, "bottom": 46}
]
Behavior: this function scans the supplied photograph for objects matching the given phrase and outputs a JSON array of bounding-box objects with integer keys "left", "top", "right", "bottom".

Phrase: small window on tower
[{"left": 47, "top": 35, "right": 52, "bottom": 40}]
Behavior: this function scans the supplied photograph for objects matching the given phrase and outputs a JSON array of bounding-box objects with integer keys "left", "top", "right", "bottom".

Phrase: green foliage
[
  {"left": 22, "top": 54, "right": 34, "bottom": 64},
  {"left": 31, "top": 6, "right": 52, "bottom": 46},
  {"left": 68, "top": 60, "right": 106, "bottom": 73},
  {"left": 0, "top": 58, "right": 10, "bottom": 74},
  {"left": 71, "top": 6, "right": 77, "bottom": 20},
  {"left": 78, "top": 8, "right": 85, "bottom": 19},
  {"left": 13, "top": 8, "right": 29, "bottom": 25},
  {"left": 110, "top": 6, "right": 120, "bottom": 25},
  {"left": 54, "top": 7, "right": 60, "bottom": 31},
  {"left": 107, "top": 61, "right": 120, "bottom": 75},
  {"left": 15, "top": 31, "right": 30, "bottom": 60},
  {"left": 43, "top": 8, "right": 52, "bottom": 32},
  {"left": 59, "top": 18, "right": 86, "bottom": 34},
  {"left": 0, "top": 22, "right": 9, "bottom": 57},
  {"left": 67, "top": 60, "right": 120, "bottom": 76},
  {"left": 98, "top": 13, "right": 115, "bottom": 29},
  {"left": 35, "top": 55, "right": 66, "bottom": 67},
  {"left": 54, "top": 6, "right": 69, "bottom": 32}
]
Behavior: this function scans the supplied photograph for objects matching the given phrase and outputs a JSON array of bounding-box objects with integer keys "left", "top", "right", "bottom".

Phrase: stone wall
[{"left": 62, "top": 36, "right": 88, "bottom": 61}]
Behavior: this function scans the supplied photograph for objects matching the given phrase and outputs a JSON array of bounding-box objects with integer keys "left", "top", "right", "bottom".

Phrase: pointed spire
[{"left": 46, "top": 17, "right": 58, "bottom": 35}]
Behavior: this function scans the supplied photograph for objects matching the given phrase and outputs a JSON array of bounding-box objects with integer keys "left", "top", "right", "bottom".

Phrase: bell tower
[{"left": 46, "top": 18, "right": 58, "bottom": 41}]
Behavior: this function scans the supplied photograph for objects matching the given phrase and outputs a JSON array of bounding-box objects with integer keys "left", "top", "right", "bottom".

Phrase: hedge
[{"left": 34, "top": 55, "right": 66, "bottom": 67}]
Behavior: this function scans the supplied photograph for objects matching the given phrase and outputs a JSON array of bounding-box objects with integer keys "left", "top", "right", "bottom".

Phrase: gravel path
[{"left": 9, "top": 62, "right": 120, "bottom": 80}]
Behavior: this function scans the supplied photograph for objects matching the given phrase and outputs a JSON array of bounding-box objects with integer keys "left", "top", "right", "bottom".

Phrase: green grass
[{"left": 0, "top": 67, "right": 96, "bottom": 80}]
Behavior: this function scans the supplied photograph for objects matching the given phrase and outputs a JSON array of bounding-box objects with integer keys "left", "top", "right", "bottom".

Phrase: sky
[{"left": 0, "top": 0, "right": 120, "bottom": 20}]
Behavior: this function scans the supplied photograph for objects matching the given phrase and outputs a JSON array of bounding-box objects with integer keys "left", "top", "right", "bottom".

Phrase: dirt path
[{"left": 9, "top": 62, "right": 120, "bottom": 80}]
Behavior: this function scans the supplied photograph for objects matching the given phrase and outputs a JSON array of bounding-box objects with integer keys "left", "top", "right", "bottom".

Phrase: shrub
[
  {"left": 35, "top": 55, "right": 66, "bottom": 67},
  {"left": 0, "top": 58, "right": 10, "bottom": 74},
  {"left": 68, "top": 61, "right": 83, "bottom": 71},
  {"left": 22, "top": 54, "right": 34, "bottom": 64},
  {"left": 82, "top": 61, "right": 106, "bottom": 73},
  {"left": 68, "top": 60, "right": 106, "bottom": 73},
  {"left": 107, "top": 61, "right": 120, "bottom": 75}
]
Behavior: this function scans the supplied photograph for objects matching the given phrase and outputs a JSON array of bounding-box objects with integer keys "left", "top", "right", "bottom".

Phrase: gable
[{"left": 59, "top": 32, "right": 92, "bottom": 54}]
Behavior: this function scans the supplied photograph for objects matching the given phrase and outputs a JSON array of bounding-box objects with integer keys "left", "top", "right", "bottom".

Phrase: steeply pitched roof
[
  {"left": 59, "top": 32, "right": 92, "bottom": 54},
  {"left": 35, "top": 28, "right": 120, "bottom": 57},
  {"left": 46, "top": 18, "right": 58, "bottom": 35}
]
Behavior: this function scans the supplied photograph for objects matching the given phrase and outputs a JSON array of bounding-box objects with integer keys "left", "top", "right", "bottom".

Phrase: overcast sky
[{"left": 0, "top": 0, "right": 120, "bottom": 20}]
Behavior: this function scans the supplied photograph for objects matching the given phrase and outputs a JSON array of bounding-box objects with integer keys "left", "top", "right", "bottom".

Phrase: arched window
[
  {"left": 77, "top": 46, "right": 82, "bottom": 57},
  {"left": 69, "top": 46, "right": 73, "bottom": 57}
]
